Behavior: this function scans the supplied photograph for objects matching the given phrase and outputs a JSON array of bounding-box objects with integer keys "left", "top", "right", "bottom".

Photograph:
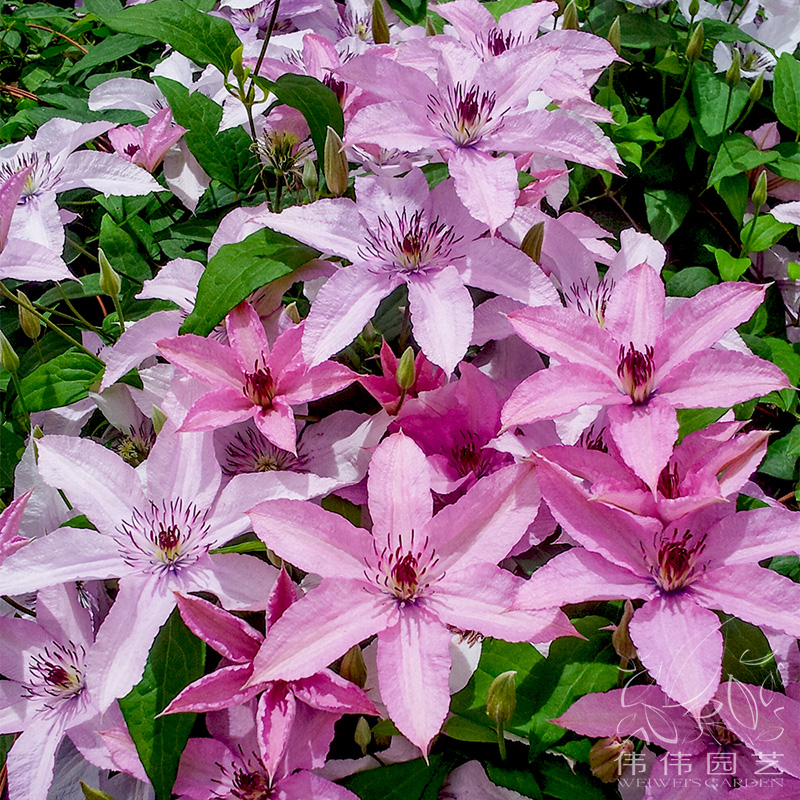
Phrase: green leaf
[
  {"left": 691, "top": 63, "right": 750, "bottom": 137},
  {"left": 710, "top": 247, "right": 751, "bottom": 282},
  {"left": 538, "top": 756, "right": 605, "bottom": 800},
  {"left": 666, "top": 266, "right": 719, "bottom": 297},
  {"left": 644, "top": 189, "right": 691, "bottom": 241},
  {"left": 741, "top": 215, "right": 793, "bottom": 253},
  {"left": 676, "top": 407, "right": 728, "bottom": 440},
  {"left": 614, "top": 115, "right": 663, "bottom": 143},
  {"left": 656, "top": 97, "right": 690, "bottom": 139},
  {"left": 759, "top": 424, "right": 800, "bottom": 480},
  {"left": 486, "top": 765, "right": 542, "bottom": 800},
  {"left": 715, "top": 172, "right": 749, "bottom": 225},
  {"left": 155, "top": 77, "right": 257, "bottom": 192},
  {"left": 788, "top": 261, "right": 800, "bottom": 280},
  {"left": 769, "top": 142, "right": 800, "bottom": 181},
  {"left": 103, "top": 0, "right": 239, "bottom": 74},
  {"left": 180, "top": 228, "right": 318, "bottom": 336},
  {"left": 83, "top": 0, "right": 124, "bottom": 18},
  {"left": 701, "top": 19, "right": 756, "bottom": 42},
  {"left": 342, "top": 754, "right": 458, "bottom": 800},
  {"left": 119, "top": 608, "right": 205, "bottom": 800},
  {"left": 38, "top": 275, "right": 103, "bottom": 306},
  {"left": 270, "top": 74, "right": 345, "bottom": 174},
  {"left": 18, "top": 350, "right": 104, "bottom": 412},
  {"left": 720, "top": 614, "right": 782, "bottom": 689},
  {"left": 773, "top": 52, "right": 800, "bottom": 133},
  {"left": 615, "top": 141, "right": 642, "bottom": 168},
  {"left": 769, "top": 555, "right": 800, "bottom": 583},
  {"left": 80, "top": 783, "right": 117, "bottom": 800},
  {"left": 100, "top": 214, "right": 152, "bottom": 283},
  {"left": 385, "top": 0, "right": 427, "bottom": 25},
  {"left": 708, "top": 133, "right": 778, "bottom": 187},
  {"left": 0, "top": 425, "right": 25, "bottom": 489},
  {"left": 617, "top": 14, "right": 676, "bottom": 49},
  {"left": 69, "top": 33, "right": 152, "bottom": 75}
]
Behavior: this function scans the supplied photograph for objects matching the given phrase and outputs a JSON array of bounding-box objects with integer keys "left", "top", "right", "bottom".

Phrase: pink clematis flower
[
  {"left": 163, "top": 569, "right": 378, "bottom": 780},
  {"left": 0, "top": 491, "right": 31, "bottom": 561},
  {"left": 246, "top": 433, "right": 573, "bottom": 754},
  {"left": 158, "top": 301, "right": 355, "bottom": 454},
  {"left": 515, "top": 457, "right": 800, "bottom": 715},
  {"left": 501, "top": 264, "right": 789, "bottom": 491},
  {"left": 0, "top": 421, "right": 278, "bottom": 711},
  {"left": 108, "top": 107, "right": 187, "bottom": 173}
]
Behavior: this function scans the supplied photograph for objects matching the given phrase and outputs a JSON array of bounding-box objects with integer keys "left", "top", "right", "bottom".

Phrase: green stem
[
  {"left": 64, "top": 236, "right": 98, "bottom": 263},
  {"left": 740, "top": 206, "right": 761, "bottom": 256},
  {"left": 111, "top": 294, "right": 126, "bottom": 334},
  {"left": 496, "top": 722, "right": 507, "bottom": 761},
  {"left": 55, "top": 284, "right": 102, "bottom": 333}
]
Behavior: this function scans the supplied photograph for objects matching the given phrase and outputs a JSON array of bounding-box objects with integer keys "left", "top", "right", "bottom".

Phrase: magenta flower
[
  {"left": 164, "top": 570, "right": 378, "bottom": 780},
  {"left": 502, "top": 264, "right": 789, "bottom": 491},
  {"left": 108, "top": 107, "right": 187, "bottom": 173},
  {"left": 246, "top": 433, "right": 572, "bottom": 754},
  {"left": 515, "top": 457, "right": 800, "bottom": 715},
  {"left": 158, "top": 301, "right": 355, "bottom": 454}
]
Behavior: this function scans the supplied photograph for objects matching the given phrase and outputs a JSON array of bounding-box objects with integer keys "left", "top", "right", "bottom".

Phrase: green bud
[
  {"left": 725, "top": 48, "right": 741, "bottom": 87},
  {"left": 425, "top": 15, "right": 436, "bottom": 36},
  {"left": 749, "top": 71, "right": 764, "bottom": 103},
  {"left": 302, "top": 157, "right": 318, "bottom": 192},
  {"left": 32, "top": 425, "right": 44, "bottom": 440},
  {"left": 752, "top": 169, "right": 768, "bottom": 210},
  {"left": 16, "top": 290, "right": 41, "bottom": 340},
  {"left": 284, "top": 301, "right": 302, "bottom": 324},
  {"left": 486, "top": 670, "right": 517, "bottom": 728},
  {"left": 395, "top": 346, "right": 416, "bottom": 391},
  {"left": 608, "top": 16, "right": 621, "bottom": 54},
  {"left": 520, "top": 221, "right": 545, "bottom": 263},
  {"left": 231, "top": 44, "right": 247, "bottom": 82},
  {"left": 340, "top": 645, "right": 368, "bottom": 688},
  {"left": 354, "top": 717, "right": 372, "bottom": 755},
  {"left": 688, "top": 0, "right": 700, "bottom": 16},
  {"left": 0, "top": 330, "right": 19, "bottom": 373},
  {"left": 590, "top": 737, "right": 634, "bottom": 783},
  {"left": 98, "top": 248, "right": 121, "bottom": 299},
  {"left": 561, "top": 0, "right": 579, "bottom": 30},
  {"left": 80, "top": 782, "right": 117, "bottom": 800},
  {"left": 372, "top": 0, "right": 391, "bottom": 44},
  {"left": 151, "top": 405, "right": 168, "bottom": 435},
  {"left": 685, "top": 22, "right": 704, "bottom": 63},
  {"left": 324, "top": 127, "right": 349, "bottom": 198}
]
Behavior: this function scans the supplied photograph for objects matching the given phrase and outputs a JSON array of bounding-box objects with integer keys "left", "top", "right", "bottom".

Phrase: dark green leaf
[
  {"left": 773, "top": 52, "right": 800, "bottom": 133},
  {"left": 666, "top": 266, "right": 719, "bottom": 297},
  {"left": 342, "top": 754, "right": 457, "bottom": 800},
  {"left": 180, "top": 228, "right": 318, "bottom": 336},
  {"left": 691, "top": 63, "right": 750, "bottom": 137},
  {"left": 0, "top": 425, "right": 25, "bottom": 489},
  {"left": 38, "top": 275, "right": 103, "bottom": 306},
  {"left": 83, "top": 0, "right": 124, "bottom": 18},
  {"left": 100, "top": 214, "right": 152, "bottom": 282},
  {"left": 676, "top": 407, "right": 728, "bottom": 440},
  {"left": 644, "top": 189, "right": 691, "bottom": 241},
  {"left": 769, "top": 555, "right": 800, "bottom": 583},
  {"left": 741, "top": 215, "right": 793, "bottom": 253},
  {"left": 656, "top": 98, "right": 690, "bottom": 139},
  {"left": 759, "top": 424, "right": 800, "bottom": 480},
  {"left": 486, "top": 765, "right": 542, "bottom": 800},
  {"left": 770, "top": 142, "right": 800, "bottom": 181},
  {"left": 0, "top": 733, "right": 15, "bottom": 773},
  {"left": 69, "top": 33, "right": 152, "bottom": 75},
  {"left": 385, "top": 0, "right": 427, "bottom": 25},
  {"left": 715, "top": 173, "right": 749, "bottom": 225},
  {"left": 614, "top": 115, "right": 663, "bottom": 143},
  {"left": 103, "top": 0, "right": 239, "bottom": 74},
  {"left": 538, "top": 756, "right": 605, "bottom": 800},
  {"left": 720, "top": 614, "right": 782, "bottom": 689},
  {"left": 710, "top": 247, "right": 751, "bottom": 282},
  {"left": 18, "top": 350, "right": 104, "bottom": 412},
  {"left": 119, "top": 608, "right": 205, "bottom": 800},
  {"left": 708, "top": 133, "right": 778, "bottom": 187},
  {"left": 701, "top": 19, "right": 756, "bottom": 42}
]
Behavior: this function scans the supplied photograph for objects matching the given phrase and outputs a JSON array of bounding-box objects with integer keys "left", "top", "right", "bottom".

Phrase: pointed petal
[
  {"left": 0, "top": 239, "right": 73, "bottom": 283},
  {"left": 227, "top": 301, "right": 269, "bottom": 369},
  {"left": 180, "top": 388, "right": 255, "bottom": 430},
  {"left": 292, "top": 670, "right": 379, "bottom": 716},
  {"left": 188, "top": 553, "right": 279, "bottom": 611},
  {"left": 257, "top": 684, "right": 296, "bottom": 782},
  {"left": 162, "top": 663, "right": 259, "bottom": 714},
  {"left": 59, "top": 151, "right": 163, "bottom": 195},
  {"left": 407, "top": 266, "right": 473, "bottom": 375},
  {"left": 266, "top": 566, "right": 299, "bottom": 630},
  {"left": 248, "top": 499, "right": 372, "bottom": 578},
  {"left": 253, "top": 401, "right": 298, "bottom": 454},
  {"left": 629, "top": 595, "right": 723, "bottom": 716},
  {"left": 248, "top": 581, "right": 393, "bottom": 683},
  {"left": 376, "top": 606, "right": 452, "bottom": 755},
  {"left": 604, "top": 264, "right": 665, "bottom": 350},
  {"left": 448, "top": 149, "right": 518, "bottom": 232},
  {"left": 278, "top": 361, "right": 355, "bottom": 404},
  {"left": 713, "top": 506, "right": 800, "bottom": 565},
  {"left": 277, "top": 770, "right": 361, "bottom": 800},
  {"left": 6, "top": 717, "right": 65, "bottom": 800},
  {"left": 158, "top": 334, "right": 245, "bottom": 388},
  {"left": 346, "top": 102, "right": 441, "bottom": 152}
]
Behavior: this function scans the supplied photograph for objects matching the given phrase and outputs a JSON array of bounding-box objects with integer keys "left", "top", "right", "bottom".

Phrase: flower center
[
  {"left": 657, "top": 462, "right": 680, "bottom": 498},
  {"left": 113, "top": 423, "right": 156, "bottom": 467},
  {"left": 243, "top": 365, "right": 276, "bottom": 407},
  {"left": 231, "top": 769, "right": 271, "bottom": 800},
  {"left": 578, "top": 425, "right": 608, "bottom": 452},
  {"left": 370, "top": 531, "right": 441, "bottom": 604},
  {"left": 0, "top": 152, "right": 62, "bottom": 203},
  {"left": 617, "top": 343, "right": 656, "bottom": 404},
  {"left": 116, "top": 499, "right": 211, "bottom": 574},
  {"left": 323, "top": 72, "right": 347, "bottom": 104},
  {"left": 223, "top": 426, "right": 306, "bottom": 476},
  {"left": 361, "top": 209, "right": 461, "bottom": 274},
  {"left": 450, "top": 431, "right": 507, "bottom": 479},
  {"left": 645, "top": 528, "right": 707, "bottom": 592},
  {"left": 428, "top": 83, "right": 503, "bottom": 146},
  {"left": 703, "top": 712, "right": 741, "bottom": 747},
  {"left": 486, "top": 28, "right": 523, "bottom": 56},
  {"left": 26, "top": 642, "right": 86, "bottom": 704},
  {"left": 566, "top": 279, "right": 612, "bottom": 325}
]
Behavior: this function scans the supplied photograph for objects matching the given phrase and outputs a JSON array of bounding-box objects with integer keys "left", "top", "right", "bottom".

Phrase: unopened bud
[
  {"left": 486, "top": 670, "right": 517, "bottom": 728},
  {"left": 425, "top": 15, "right": 436, "bottom": 36},
  {"left": 685, "top": 22, "right": 704, "bottom": 63},
  {"left": 16, "top": 290, "right": 41, "bottom": 340},
  {"left": 80, "top": 783, "right": 117, "bottom": 800},
  {"left": 231, "top": 44, "right": 247, "bottom": 82},
  {"left": 749, "top": 71, "right": 764, "bottom": 103},
  {"left": 302, "top": 158, "right": 318, "bottom": 192},
  {"left": 725, "top": 48, "right": 741, "bottom": 87},
  {"left": 0, "top": 330, "right": 19, "bottom": 373},
  {"left": 98, "top": 248, "right": 121, "bottom": 299},
  {"left": 520, "top": 221, "right": 545, "bottom": 263},
  {"left": 688, "top": 0, "right": 700, "bottom": 16},
  {"left": 752, "top": 169, "right": 768, "bottom": 210},
  {"left": 324, "top": 127, "right": 348, "bottom": 197},
  {"left": 340, "top": 645, "right": 368, "bottom": 688},
  {"left": 561, "top": 1, "right": 579, "bottom": 30},
  {"left": 32, "top": 425, "right": 44, "bottom": 440},
  {"left": 151, "top": 405, "right": 167, "bottom": 435},
  {"left": 284, "top": 301, "right": 302, "bottom": 324},
  {"left": 608, "top": 17, "right": 621, "bottom": 54},
  {"left": 354, "top": 717, "right": 372, "bottom": 755},
  {"left": 612, "top": 599, "right": 637, "bottom": 665},
  {"left": 395, "top": 346, "right": 416, "bottom": 391},
  {"left": 590, "top": 737, "right": 634, "bottom": 783},
  {"left": 372, "top": 0, "right": 390, "bottom": 44}
]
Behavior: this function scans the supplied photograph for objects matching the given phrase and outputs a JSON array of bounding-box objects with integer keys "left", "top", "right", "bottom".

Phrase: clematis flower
[
  {"left": 246, "top": 433, "right": 573, "bottom": 754},
  {"left": 163, "top": 570, "right": 378, "bottom": 780},
  {"left": 515, "top": 457, "right": 800, "bottom": 715},
  {"left": 247, "top": 167, "right": 559, "bottom": 373},
  {"left": 501, "top": 264, "right": 789, "bottom": 491},
  {"left": 108, "top": 107, "right": 187, "bottom": 173},
  {"left": 0, "top": 421, "right": 278, "bottom": 711},
  {"left": 158, "top": 301, "right": 355, "bottom": 454},
  {"left": 0, "top": 490, "right": 31, "bottom": 561}
]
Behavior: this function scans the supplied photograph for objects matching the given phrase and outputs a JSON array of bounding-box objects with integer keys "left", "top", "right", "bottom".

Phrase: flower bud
[
  {"left": 284, "top": 301, "right": 302, "bottom": 324},
  {"left": 608, "top": 16, "right": 621, "bottom": 54},
  {"left": 32, "top": 425, "right": 44, "bottom": 440},
  {"left": 685, "top": 22, "right": 704, "bottom": 63},
  {"left": 372, "top": 0, "right": 390, "bottom": 44},
  {"left": 486, "top": 670, "right": 517, "bottom": 728},
  {"left": 151, "top": 405, "right": 168, "bottom": 435},
  {"left": 354, "top": 717, "right": 372, "bottom": 755},
  {"left": 16, "top": 290, "right": 41, "bottom": 340},
  {"left": 0, "top": 330, "right": 19, "bottom": 373},
  {"left": 688, "top": 0, "right": 700, "bottom": 16},
  {"left": 425, "top": 15, "right": 436, "bottom": 36},
  {"left": 302, "top": 157, "right": 318, "bottom": 192},
  {"left": 324, "top": 127, "right": 348, "bottom": 198},
  {"left": 612, "top": 599, "right": 637, "bottom": 665},
  {"left": 395, "top": 346, "right": 416, "bottom": 391},
  {"left": 726, "top": 48, "right": 741, "bottom": 87},
  {"left": 340, "top": 644, "right": 368, "bottom": 688},
  {"left": 520, "top": 221, "right": 545, "bottom": 263},
  {"left": 752, "top": 169, "right": 768, "bottom": 210},
  {"left": 80, "top": 782, "right": 117, "bottom": 800},
  {"left": 98, "top": 248, "right": 121, "bottom": 299},
  {"left": 561, "top": 0, "right": 579, "bottom": 29},
  {"left": 749, "top": 71, "right": 764, "bottom": 103},
  {"left": 590, "top": 737, "right": 634, "bottom": 783}
]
